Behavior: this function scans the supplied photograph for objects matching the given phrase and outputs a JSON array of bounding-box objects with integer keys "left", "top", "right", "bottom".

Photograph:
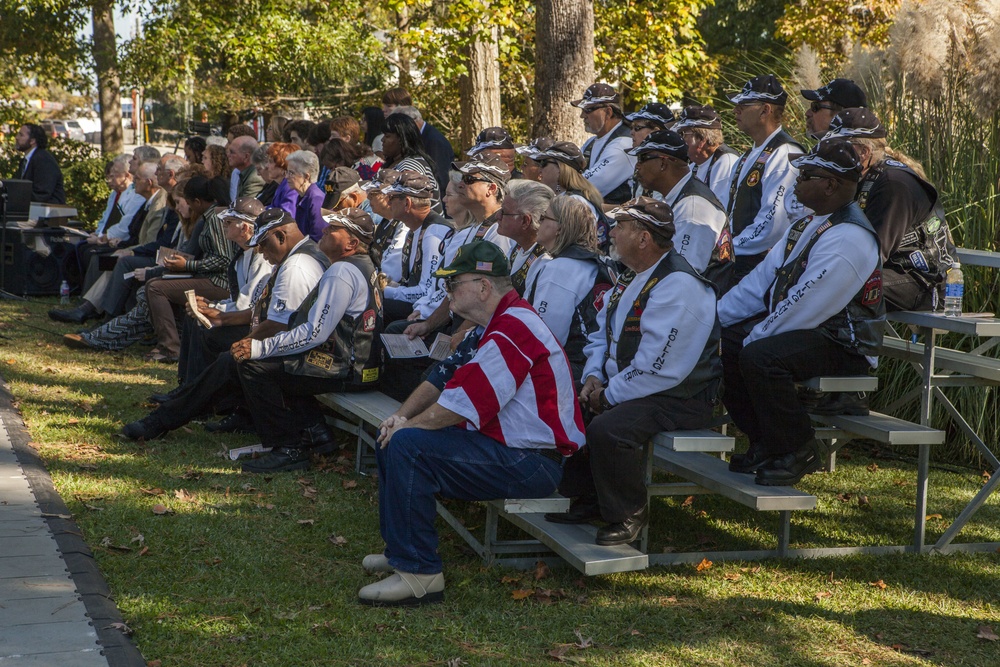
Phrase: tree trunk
[
  {"left": 91, "top": 0, "right": 123, "bottom": 155},
  {"left": 458, "top": 26, "right": 502, "bottom": 154},
  {"left": 534, "top": 0, "right": 594, "bottom": 145},
  {"left": 395, "top": 6, "right": 413, "bottom": 88}
]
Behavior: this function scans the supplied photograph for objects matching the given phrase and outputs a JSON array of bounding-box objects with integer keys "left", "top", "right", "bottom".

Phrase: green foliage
[
  {"left": 698, "top": 0, "right": 789, "bottom": 71},
  {"left": 0, "top": 0, "right": 91, "bottom": 92},
  {"left": 595, "top": 0, "right": 718, "bottom": 106},
  {"left": 120, "top": 0, "right": 389, "bottom": 115}
]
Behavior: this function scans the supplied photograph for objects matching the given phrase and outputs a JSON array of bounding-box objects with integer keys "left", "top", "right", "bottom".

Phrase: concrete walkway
[{"left": 0, "top": 386, "right": 142, "bottom": 666}]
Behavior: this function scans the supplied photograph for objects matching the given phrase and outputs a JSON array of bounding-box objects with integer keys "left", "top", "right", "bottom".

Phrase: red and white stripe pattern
[{"left": 438, "top": 291, "right": 586, "bottom": 455}]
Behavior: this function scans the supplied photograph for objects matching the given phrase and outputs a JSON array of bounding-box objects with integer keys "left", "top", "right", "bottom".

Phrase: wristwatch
[{"left": 598, "top": 389, "right": 613, "bottom": 412}]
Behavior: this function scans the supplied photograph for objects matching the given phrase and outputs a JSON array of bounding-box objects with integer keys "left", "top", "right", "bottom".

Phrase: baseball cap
[
  {"left": 801, "top": 79, "right": 868, "bottom": 109},
  {"left": 467, "top": 127, "right": 517, "bottom": 156},
  {"left": 626, "top": 129, "right": 689, "bottom": 161},
  {"left": 626, "top": 103, "right": 675, "bottom": 128},
  {"left": 432, "top": 240, "right": 509, "bottom": 278},
  {"left": 322, "top": 207, "right": 375, "bottom": 243},
  {"left": 533, "top": 141, "right": 587, "bottom": 172},
  {"left": 219, "top": 197, "right": 265, "bottom": 224},
  {"left": 247, "top": 208, "right": 297, "bottom": 247},
  {"left": 452, "top": 153, "right": 511, "bottom": 185},
  {"left": 570, "top": 83, "right": 622, "bottom": 112},
  {"left": 728, "top": 74, "right": 789, "bottom": 106},
  {"left": 673, "top": 105, "right": 723, "bottom": 131},
  {"left": 823, "top": 108, "right": 888, "bottom": 140},
  {"left": 789, "top": 138, "right": 863, "bottom": 181},
  {"left": 381, "top": 171, "right": 438, "bottom": 199},
  {"left": 609, "top": 196, "right": 676, "bottom": 231}
]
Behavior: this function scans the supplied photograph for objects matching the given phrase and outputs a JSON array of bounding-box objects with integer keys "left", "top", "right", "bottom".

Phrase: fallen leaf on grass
[
  {"left": 446, "top": 659, "right": 467, "bottom": 667},
  {"left": 573, "top": 629, "right": 593, "bottom": 648},
  {"left": 301, "top": 486, "right": 318, "bottom": 501},
  {"left": 147, "top": 660, "right": 162, "bottom": 667},
  {"left": 814, "top": 590, "right": 833, "bottom": 601},
  {"left": 342, "top": 480, "right": 358, "bottom": 490},
  {"left": 179, "top": 469, "right": 202, "bottom": 480},
  {"left": 858, "top": 494, "right": 871, "bottom": 509},
  {"left": 547, "top": 645, "right": 585, "bottom": 663},
  {"left": 867, "top": 463, "right": 879, "bottom": 472},
  {"left": 977, "top": 625, "right": 999, "bottom": 641},
  {"left": 151, "top": 504, "right": 173, "bottom": 515},
  {"left": 174, "top": 489, "right": 195, "bottom": 502},
  {"left": 204, "top": 557, "right": 222, "bottom": 566},
  {"left": 681, "top": 495, "right": 694, "bottom": 508},
  {"left": 870, "top": 580, "right": 887, "bottom": 589},
  {"left": 534, "top": 560, "right": 551, "bottom": 581},
  {"left": 836, "top": 493, "right": 853, "bottom": 503},
  {"left": 67, "top": 418, "right": 79, "bottom": 425},
  {"left": 724, "top": 573, "right": 741, "bottom": 582},
  {"left": 139, "top": 488, "right": 163, "bottom": 496},
  {"left": 84, "top": 503, "right": 104, "bottom": 512},
  {"left": 130, "top": 534, "right": 145, "bottom": 546},
  {"left": 512, "top": 589, "right": 533, "bottom": 600},
  {"left": 926, "top": 513, "right": 943, "bottom": 520},
  {"left": 501, "top": 575, "right": 520, "bottom": 584},
  {"left": 695, "top": 558, "right": 712, "bottom": 572},
  {"left": 328, "top": 534, "right": 347, "bottom": 546},
  {"left": 104, "top": 622, "right": 132, "bottom": 636},
  {"left": 297, "top": 519, "right": 315, "bottom": 526}
]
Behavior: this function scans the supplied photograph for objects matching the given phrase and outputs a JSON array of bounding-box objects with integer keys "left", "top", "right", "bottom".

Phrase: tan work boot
[{"left": 358, "top": 571, "right": 444, "bottom": 607}]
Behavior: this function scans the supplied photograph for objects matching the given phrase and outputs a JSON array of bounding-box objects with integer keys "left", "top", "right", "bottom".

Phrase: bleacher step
[
  {"left": 808, "top": 410, "right": 944, "bottom": 445},
  {"left": 800, "top": 376, "right": 879, "bottom": 392},
  {"left": 652, "top": 430, "right": 734, "bottom": 453},
  {"left": 499, "top": 512, "right": 648, "bottom": 575}
]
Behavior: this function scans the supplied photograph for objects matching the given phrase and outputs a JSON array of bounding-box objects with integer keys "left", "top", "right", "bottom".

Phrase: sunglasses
[
  {"left": 443, "top": 276, "right": 482, "bottom": 292},
  {"left": 797, "top": 171, "right": 834, "bottom": 182},
  {"left": 631, "top": 122, "right": 656, "bottom": 132},
  {"left": 583, "top": 106, "right": 608, "bottom": 115},
  {"left": 537, "top": 159, "right": 558, "bottom": 169},
  {"left": 461, "top": 174, "right": 490, "bottom": 185},
  {"left": 637, "top": 153, "right": 667, "bottom": 164},
  {"left": 810, "top": 101, "right": 837, "bottom": 113}
]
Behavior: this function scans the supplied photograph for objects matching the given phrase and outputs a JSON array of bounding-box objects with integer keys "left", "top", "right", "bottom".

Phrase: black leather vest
[
  {"left": 770, "top": 203, "right": 886, "bottom": 356},
  {"left": 282, "top": 254, "right": 384, "bottom": 387},
  {"left": 607, "top": 251, "right": 722, "bottom": 400}
]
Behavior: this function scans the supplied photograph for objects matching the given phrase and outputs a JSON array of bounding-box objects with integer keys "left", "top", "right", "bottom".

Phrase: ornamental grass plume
[
  {"left": 967, "top": 0, "right": 1000, "bottom": 117},
  {"left": 791, "top": 44, "right": 822, "bottom": 93},
  {"left": 887, "top": 0, "right": 971, "bottom": 101}
]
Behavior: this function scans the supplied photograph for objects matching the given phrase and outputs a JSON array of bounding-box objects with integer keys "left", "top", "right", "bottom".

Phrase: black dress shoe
[
  {"left": 595, "top": 506, "right": 648, "bottom": 546},
  {"left": 122, "top": 413, "right": 171, "bottom": 441},
  {"left": 205, "top": 409, "right": 252, "bottom": 434},
  {"left": 241, "top": 447, "right": 311, "bottom": 473},
  {"left": 728, "top": 448, "right": 777, "bottom": 474},
  {"left": 300, "top": 422, "right": 340, "bottom": 456},
  {"left": 544, "top": 497, "right": 601, "bottom": 524},
  {"left": 755, "top": 439, "right": 826, "bottom": 486},
  {"left": 49, "top": 304, "right": 98, "bottom": 324},
  {"left": 809, "top": 392, "right": 870, "bottom": 416}
]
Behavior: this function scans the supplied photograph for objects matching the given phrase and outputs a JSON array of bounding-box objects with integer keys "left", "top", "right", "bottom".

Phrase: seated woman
[
  {"left": 530, "top": 194, "right": 615, "bottom": 384},
  {"left": 286, "top": 150, "right": 326, "bottom": 241},
  {"left": 265, "top": 142, "right": 299, "bottom": 217},
  {"left": 202, "top": 144, "right": 232, "bottom": 207},
  {"left": 251, "top": 144, "right": 276, "bottom": 206},
  {"left": 381, "top": 113, "right": 441, "bottom": 211},
  {"left": 534, "top": 141, "right": 613, "bottom": 252}
]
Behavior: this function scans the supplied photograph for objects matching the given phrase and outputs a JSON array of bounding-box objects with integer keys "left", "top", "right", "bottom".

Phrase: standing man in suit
[{"left": 13, "top": 123, "right": 66, "bottom": 204}]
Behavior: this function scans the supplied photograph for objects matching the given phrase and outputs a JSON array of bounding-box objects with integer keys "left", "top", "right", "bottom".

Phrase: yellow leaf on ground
[
  {"left": 695, "top": 558, "right": 712, "bottom": 572},
  {"left": 511, "top": 589, "right": 533, "bottom": 600},
  {"left": 870, "top": 580, "right": 887, "bottom": 589}
]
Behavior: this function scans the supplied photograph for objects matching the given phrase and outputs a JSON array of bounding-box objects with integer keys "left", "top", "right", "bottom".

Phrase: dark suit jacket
[
  {"left": 420, "top": 122, "right": 454, "bottom": 198},
  {"left": 19, "top": 148, "right": 66, "bottom": 204}
]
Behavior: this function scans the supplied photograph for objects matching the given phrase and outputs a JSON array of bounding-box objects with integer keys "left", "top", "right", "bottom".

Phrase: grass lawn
[{"left": 3, "top": 297, "right": 1000, "bottom": 666}]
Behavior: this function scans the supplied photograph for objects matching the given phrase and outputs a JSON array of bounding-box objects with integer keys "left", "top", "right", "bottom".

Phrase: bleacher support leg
[{"left": 778, "top": 511, "right": 791, "bottom": 557}]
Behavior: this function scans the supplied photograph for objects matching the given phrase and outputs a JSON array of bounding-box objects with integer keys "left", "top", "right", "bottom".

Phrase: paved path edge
[{"left": 0, "top": 381, "right": 147, "bottom": 667}]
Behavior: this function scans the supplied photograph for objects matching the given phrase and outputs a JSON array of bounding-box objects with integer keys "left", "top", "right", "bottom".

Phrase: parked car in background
[
  {"left": 50, "top": 120, "right": 70, "bottom": 140},
  {"left": 64, "top": 120, "right": 86, "bottom": 142}
]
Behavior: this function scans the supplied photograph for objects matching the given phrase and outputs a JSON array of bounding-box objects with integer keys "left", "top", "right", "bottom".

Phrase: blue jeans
[{"left": 376, "top": 426, "right": 563, "bottom": 574}]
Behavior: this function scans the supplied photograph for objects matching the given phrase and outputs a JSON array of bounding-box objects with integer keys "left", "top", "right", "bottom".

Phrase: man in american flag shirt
[{"left": 358, "top": 240, "right": 586, "bottom": 607}]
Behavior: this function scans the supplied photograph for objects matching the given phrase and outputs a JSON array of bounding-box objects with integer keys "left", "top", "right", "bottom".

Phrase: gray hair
[
  {"left": 133, "top": 145, "right": 161, "bottom": 162},
  {"left": 110, "top": 154, "right": 131, "bottom": 174},
  {"left": 162, "top": 154, "right": 187, "bottom": 173},
  {"left": 206, "top": 135, "right": 227, "bottom": 147},
  {"left": 506, "top": 179, "right": 555, "bottom": 230},
  {"left": 136, "top": 161, "right": 158, "bottom": 181},
  {"left": 393, "top": 106, "right": 423, "bottom": 123},
  {"left": 286, "top": 150, "right": 320, "bottom": 182},
  {"left": 251, "top": 143, "right": 270, "bottom": 168}
]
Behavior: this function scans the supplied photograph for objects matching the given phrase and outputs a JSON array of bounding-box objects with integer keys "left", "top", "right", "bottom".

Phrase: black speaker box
[{"left": 1, "top": 228, "right": 79, "bottom": 296}]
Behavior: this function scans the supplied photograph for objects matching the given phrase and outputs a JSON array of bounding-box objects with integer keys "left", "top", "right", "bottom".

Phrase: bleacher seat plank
[
  {"left": 652, "top": 446, "right": 816, "bottom": 511},
  {"left": 499, "top": 512, "right": 648, "bottom": 575},
  {"left": 809, "top": 410, "right": 945, "bottom": 445},
  {"left": 880, "top": 338, "right": 1000, "bottom": 384},
  {"left": 317, "top": 391, "right": 400, "bottom": 426},
  {"left": 651, "top": 430, "right": 734, "bottom": 453},
  {"left": 800, "top": 376, "right": 878, "bottom": 392},
  {"left": 494, "top": 496, "right": 570, "bottom": 514}
]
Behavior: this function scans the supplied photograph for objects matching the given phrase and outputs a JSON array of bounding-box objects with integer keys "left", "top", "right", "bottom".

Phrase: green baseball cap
[{"left": 433, "top": 240, "right": 509, "bottom": 278}]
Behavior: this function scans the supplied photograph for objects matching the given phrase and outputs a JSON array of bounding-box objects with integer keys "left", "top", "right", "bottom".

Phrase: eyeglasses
[
  {"left": 583, "top": 106, "right": 607, "bottom": 115},
  {"left": 631, "top": 122, "right": 656, "bottom": 132},
  {"left": 500, "top": 210, "right": 522, "bottom": 219},
  {"left": 637, "top": 153, "right": 667, "bottom": 164},
  {"left": 461, "top": 174, "right": 490, "bottom": 185},
  {"left": 810, "top": 102, "right": 837, "bottom": 113},
  {"left": 537, "top": 159, "right": 558, "bottom": 169},
  {"left": 797, "top": 171, "right": 834, "bottom": 182},
  {"left": 539, "top": 215, "right": 559, "bottom": 224},
  {"left": 443, "top": 276, "right": 482, "bottom": 292}
]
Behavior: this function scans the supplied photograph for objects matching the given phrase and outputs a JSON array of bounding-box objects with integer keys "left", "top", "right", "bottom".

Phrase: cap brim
[{"left": 801, "top": 89, "right": 822, "bottom": 101}]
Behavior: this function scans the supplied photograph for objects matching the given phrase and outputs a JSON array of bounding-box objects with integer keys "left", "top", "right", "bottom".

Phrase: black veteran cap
[
  {"left": 433, "top": 239, "right": 509, "bottom": 278},
  {"left": 219, "top": 197, "right": 265, "bottom": 224},
  {"left": 515, "top": 137, "right": 555, "bottom": 160},
  {"left": 626, "top": 129, "right": 689, "bottom": 161},
  {"left": 789, "top": 138, "right": 864, "bottom": 182},
  {"left": 571, "top": 83, "right": 622, "bottom": 113},
  {"left": 322, "top": 207, "right": 375, "bottom": 243},
  {"left": 534, "top": 141, "right": 587, "bottom": 172},
  {"left": 728, "top": 74, "right": 788, "bottom": 106},
  {"left": 467, "top": 127, "right": 517, "bottom": 156},
  {"left": 609, "top": 196, "right": 676, "bottom": 232},
  {"left": 381, "top": 171, "right": 438, "bottom": 199},
  {"left": 248, "top": 208, "right": 297, "bottom": 247},
  {"left": 673, "top": 105, "right": 723, "bottom": 131},
  {"left": 823, "top": 107, "right": 888, "bottom": 140},
  {"left": 801, "top": 79, "right": 868, "bottom": 109},
  {"left": 452, "top": 153, "right": 512, "bottom": 185},
  {"left": 360, "top": 168, "right": 400, "bottom": 193},
  {"left": 626, "top": 103, "right": 675, "bottom": 128},
  {"left": 323, "top": 166, "right": 361, "bottom": 208}
]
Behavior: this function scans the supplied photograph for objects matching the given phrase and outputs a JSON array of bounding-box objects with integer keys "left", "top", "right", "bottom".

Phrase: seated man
[
  {"left": 360, "top": 241, "right": 585, "bottom": 607},
  {"left": 545, "top": 198, "right": 722, "bottom": 546},
  {"left": 233, "top": 208, "right": 384, "bottom": 472},
  {"left": 718, "top": 140, "right": 884, "bottom": 486},
  {"left": 121, "top": 208, "right": 329, "bottom": 441},
  {"left": 673, "top": 105, "right": 740, "bottom": 208}
]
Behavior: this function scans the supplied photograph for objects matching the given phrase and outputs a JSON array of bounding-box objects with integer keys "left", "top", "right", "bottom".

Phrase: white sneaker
[
  {"left": 358, "top": 571, "right": 445, "bottom": 607},
  {"left": 362, "top": 553, "right": 393, "bottom": 574}
]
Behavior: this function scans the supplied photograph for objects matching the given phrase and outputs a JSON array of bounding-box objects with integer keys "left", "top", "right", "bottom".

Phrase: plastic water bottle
[
  {"left": 943, "top": 263, "right": 964, "bottom": 317},
  {"left": 59, "top": 280, "right": 71, "bottom": 305}
]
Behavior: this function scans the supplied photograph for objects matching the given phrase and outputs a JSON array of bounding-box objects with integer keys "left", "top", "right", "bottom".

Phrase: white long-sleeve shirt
[
  {"left": 213, "top": 250, "right": 272, "bottom": 313},
  {"left": 379, "top": 222, "right": 408, "bottom": 284},
  {"left": 718, "top": 213, "right": 880, "bottom": 347},
  {"left": 692, "top": 150, "right": 740, "bottom": 210},
  {"left": 728, "top": 126, "right": 800, "bottom": 257},
  {"left": 660, "top": 173, "right": 728, "bottom": 273},
  {"left": 384, "top": 220, "right": 450, "bottom": 304},
  {"left": 102, "top": 185, "right": 145, "bottom": 240},
  {"left": 582, "top": 253, "right": 717, "bottom": 405},
  {"left": 251, "top": 260, "right": 368, "bottom": 359},
  {"left": 583, "top": 123, "right": 636, "bottom": 198},
  {"left": 530, "top": 256, "right": 598, "bottom": 345}
]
